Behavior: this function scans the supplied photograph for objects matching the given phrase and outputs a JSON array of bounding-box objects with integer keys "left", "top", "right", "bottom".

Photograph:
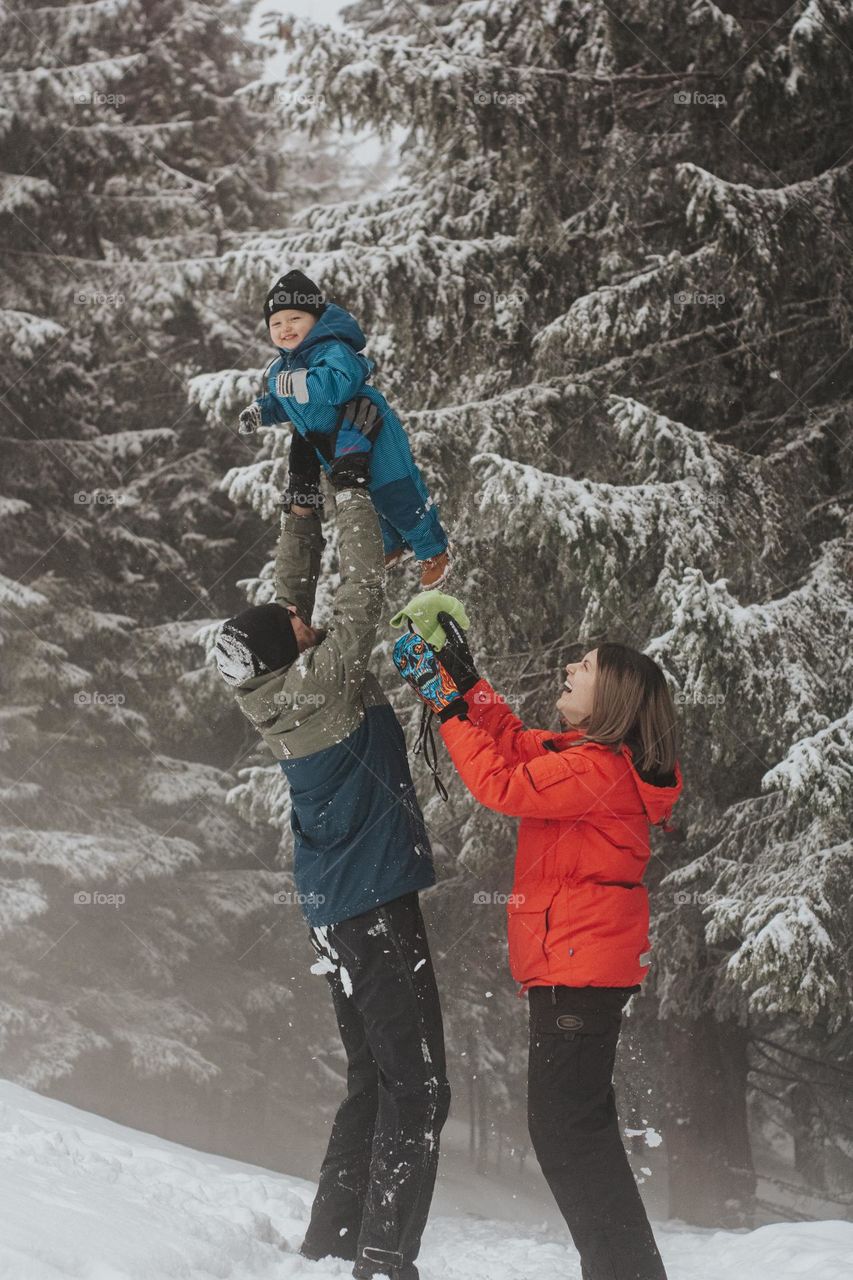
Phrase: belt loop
[{"left": 551, "top": 985, "right": 556, "bottom": 1005}]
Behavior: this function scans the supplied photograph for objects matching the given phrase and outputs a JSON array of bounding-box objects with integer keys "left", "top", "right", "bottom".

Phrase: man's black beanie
[
  {"left": 263, "top": 270, "right": 327, "bottom": 324},
  {"left": 215, "top": 603, "right": 298, "bottom": 687}
]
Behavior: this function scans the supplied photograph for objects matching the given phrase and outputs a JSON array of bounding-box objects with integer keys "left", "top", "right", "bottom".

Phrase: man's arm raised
[
  {"left": 272, "top": 505, "right": 325, "bottom": 624},
  {"left": 299, "top": 475, "right": 385, "bottom": 710}
]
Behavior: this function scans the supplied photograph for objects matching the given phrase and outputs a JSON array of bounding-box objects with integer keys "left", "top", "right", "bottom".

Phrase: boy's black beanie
[
  {"left": 215, "top": 603, "right": 298, "bottom": 687},
  {"left": 263, "top": 270, "right": 327, "bottom": 324}
]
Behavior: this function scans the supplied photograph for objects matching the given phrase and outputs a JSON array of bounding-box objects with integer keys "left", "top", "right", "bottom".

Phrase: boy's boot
[
  {"left": 385, "top": 547, "right": 414, "bottom": 571},
  {"left": 417, "top": 548, "right": 451, "bottom": 589}
]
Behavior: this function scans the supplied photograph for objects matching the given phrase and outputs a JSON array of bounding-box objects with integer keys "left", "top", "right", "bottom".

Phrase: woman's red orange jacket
[{"left": 438, "top": 678, "right": 683, "bottom": 992}]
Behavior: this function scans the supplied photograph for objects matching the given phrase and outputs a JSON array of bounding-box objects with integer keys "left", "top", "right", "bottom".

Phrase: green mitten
[{"left": 389, "top": 591, "right": 470, "bottom": 651}]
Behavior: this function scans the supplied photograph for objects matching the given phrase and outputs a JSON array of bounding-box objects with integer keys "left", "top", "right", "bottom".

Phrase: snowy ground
[{"left": 1, "top": 1080, "right": 851, "bottom": 1280}]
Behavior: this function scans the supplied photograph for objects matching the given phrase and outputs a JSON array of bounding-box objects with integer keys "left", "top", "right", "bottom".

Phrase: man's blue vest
[{"left": 279, "top": 700, "right": 435, "bottom": 926}]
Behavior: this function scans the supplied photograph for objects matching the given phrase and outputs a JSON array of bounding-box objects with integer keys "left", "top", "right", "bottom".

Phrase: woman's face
[{"left": 555, "top": 648, "right": 598, "bottom": 728}]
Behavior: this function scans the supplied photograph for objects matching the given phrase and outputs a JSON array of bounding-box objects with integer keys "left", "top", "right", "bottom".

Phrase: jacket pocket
[
  {"left": 569, "top": 880, "right": 649, "bottom": 949},
  {"left": 506, "top": 886, "right": 560, "bottom": 984}
]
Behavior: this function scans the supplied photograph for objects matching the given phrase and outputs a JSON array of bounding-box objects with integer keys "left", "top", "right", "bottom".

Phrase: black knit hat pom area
[
  {"left": 263, "top": 269, "right": 327, "bottom": 324},
  {"left": 214, "top": 603, "right": 298, "bottom": 687}
]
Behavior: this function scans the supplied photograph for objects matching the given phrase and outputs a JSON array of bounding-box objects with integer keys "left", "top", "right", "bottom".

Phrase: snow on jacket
[
  {"left": 439, "top": 679, "right": 684, "bottom": 991},
  {"left": 229, "top": 490, "right": 435, "bottom": 926}
]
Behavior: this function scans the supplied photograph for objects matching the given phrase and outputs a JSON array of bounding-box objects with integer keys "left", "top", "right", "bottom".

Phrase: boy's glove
[
  {"left": 239, "top": 403, "right": 262, "bottom": 435},
  {"left": 434, "top": 610, "right": 480, "bottom": 694},
  {"left": 329, "top": 451, "right": 371, "bottom": 491},
  {"left": 281, "top": 428, "right": 324, "bottom": 514},
  {"left": 393, "top": 632, "right": 467, "bottom": 721},
  {"left": 274, "top": 368, "right": 309, "bottom": 403}
]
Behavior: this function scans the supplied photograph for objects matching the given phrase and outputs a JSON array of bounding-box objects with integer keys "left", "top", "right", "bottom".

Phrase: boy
[{"left": 239, "top": 268, "right": 452, "bottom": 589}]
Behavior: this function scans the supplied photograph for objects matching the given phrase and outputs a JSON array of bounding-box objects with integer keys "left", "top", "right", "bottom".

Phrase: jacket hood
[
  {"left": 274, "top": 302, "right": 366, "bottom": 356},
  {"left": 625, "top": 752, "right": 683, "bottom": 826},
  {"left": 547, "top": 731, "right": 683, "bottom": 828}
]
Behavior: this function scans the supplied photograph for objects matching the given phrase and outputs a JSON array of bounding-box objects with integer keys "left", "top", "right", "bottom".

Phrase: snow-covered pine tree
[
  {"left": 0, "top": 0, "right": 352, "bottom": 1144},
  {"left": 195, "top": 0, "right": 852, "bottom": 1218}
]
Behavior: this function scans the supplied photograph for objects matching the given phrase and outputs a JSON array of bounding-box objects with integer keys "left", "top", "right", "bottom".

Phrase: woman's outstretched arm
[
  {"left": 463, "top": 677, "right": 557, "bottom": 766},
  {"left": 439, "top": 711, "right": 598, "bottom": 820}
]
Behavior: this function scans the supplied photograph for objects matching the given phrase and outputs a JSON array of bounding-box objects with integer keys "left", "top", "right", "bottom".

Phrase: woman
[{"left": 392, "top": 608, "right": 682, "bottom": 1280}]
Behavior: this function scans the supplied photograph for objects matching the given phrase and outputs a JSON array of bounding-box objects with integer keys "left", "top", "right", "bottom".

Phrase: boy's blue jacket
[
  {"left": 255, "top": 304, "right": 445, "bottom": 559},
  {"left": 257, "top": 304, "right": 375, "bottom": 451}
]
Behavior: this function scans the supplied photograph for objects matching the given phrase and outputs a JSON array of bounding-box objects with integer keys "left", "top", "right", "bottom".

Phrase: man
[{"left": 214, "top": 425, "right": 450, "bottom": 1280}]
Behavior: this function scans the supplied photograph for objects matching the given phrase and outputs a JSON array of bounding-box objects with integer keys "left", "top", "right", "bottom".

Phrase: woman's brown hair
[{"left": 571, "top": 642, "right": 678, "bottom": 778}]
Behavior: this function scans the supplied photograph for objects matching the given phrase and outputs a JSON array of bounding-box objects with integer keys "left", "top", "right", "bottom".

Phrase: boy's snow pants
[
  {"left": 324, "top": 414, "right": 447, "bottom": 562},
  {"left": 301, "top": 891, "right": 451, "bottom": 1280},
  {"left": 527, "top": 984, "right": 668, "bottom": 1280}
]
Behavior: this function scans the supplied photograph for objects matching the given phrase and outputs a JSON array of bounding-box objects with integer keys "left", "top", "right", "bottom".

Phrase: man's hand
[
  {"left": 329, "top": 452, "right": 371, "bottom": 491},
  {"left": 306, "top": 395, "right": 385, "bottom": 467},
  {"left": 393, "top": 631, "right": 467, "bottom": 721},
  {"left": 345, "top": 396, "right": 384, "bottom": 447}
]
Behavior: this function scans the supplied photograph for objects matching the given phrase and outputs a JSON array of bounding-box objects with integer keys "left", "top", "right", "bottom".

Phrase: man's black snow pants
[
  {"left": 527, "top": 984, "right": 668, "bottom": 1280},
  {"left": 301, "top": 891, "right": 451, "bottom": 1280}
]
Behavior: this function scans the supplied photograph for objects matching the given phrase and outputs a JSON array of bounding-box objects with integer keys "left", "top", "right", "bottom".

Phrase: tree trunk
[
  {"left": 663, "top": 1014, "right": 756, "bottom": 1226},
  {"left": 788, "top": 1081, "right": 827, "bottom": 1192}
]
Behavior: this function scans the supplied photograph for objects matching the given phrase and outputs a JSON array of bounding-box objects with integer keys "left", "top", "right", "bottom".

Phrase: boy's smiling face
[{"left": 269, "top": 309, "right": 317, "bottom": 350}]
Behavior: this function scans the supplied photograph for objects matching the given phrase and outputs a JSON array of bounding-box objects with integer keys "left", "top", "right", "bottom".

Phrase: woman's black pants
[{"left": 527, "top": 984, "right": 668, "bottom": 1280}]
